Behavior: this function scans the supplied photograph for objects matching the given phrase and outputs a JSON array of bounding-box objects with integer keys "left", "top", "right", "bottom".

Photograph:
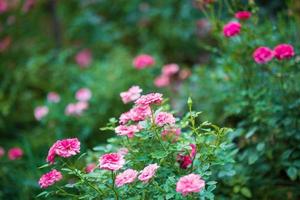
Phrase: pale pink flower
[
  {"left": 65, "top": 102, "right": 89, "bottom": 116},
  {"left": 118, "top": 148, "right": 129, "bottom": 156},
  {"left": 8, "top": 147, "right": 23, "bottom": 160},
  {"left": 176, "top": 174, "right": 205, "bottom": 196},
  {"left": 75, "top": 49, "right": 92, "bottom": 68},
  {"left": 119, "top": 111, "right": 132, "bottom": 124},
  {"left": 65, "top": 103, "right": 77, "bottom": 116},
  {"left": 115, "top": 169, "right": 138, "bottom": 187},
  {"left": 46, "top": 138, "right": 80, "bottom": 164},
  {"left": 162, "top": 63, "right": 180, "bottom": 76},
  {"left": 135, "top": 93, "right": 163, "bottom": 106},
  {"left": 75, "top": 88, "right": 92, "bottom": 102},
  {"left": 22, "top": 0, "right": 35, "bottom": 13},
  {"left": 155, "top": 112, "right": 176, "bottom": 127},
  {"left": 120, "top": 86, "right": 143, "bottom": 104},
  {"left": 161, "top": 127, "right": 181, "bottom": 142},
  {"left": 154, "top": 75, "right": 170, "bottom": 88},
  {"left": 85, "top": 163, "right": 96, "bottom": 173},
  {"left": 0, "top": 0, "right": 8, "bottom": 13},
  {"left": 115, "top": 125, "right": 140, "bottom": 138},
  {"left": 253, "top": 46, "right": 274, "bottom": 64},
  {"left": 133, "top": 54, "right": 155, "bottom": 69},
  {"left": 39, "top": 169, "right": 63, "bottom": 188},
  {"left": 0, "top": 146, "right": 5, "bottom": 158},
  {"left": 138, "top": 163, "right": 159, "bottom": 183},
  {"left": 47, "top": 92, "right": 60, "bottom": 103},
  {"left": 273, "top": 44, "right": 295, "bottom": 60},
  {"left": 34, "top": 106, "right": 49, "bottom": 121},
  {"left": 99, "top": 153, "right": 125, "bottom": 171},
  {"left": 128, "top": 105, "right": 151, "bottom": 122},
  {"left": 223, "top": 21, "right": 241, "bottom": 37},
  {"left": 235, "top": 11, "right": 251, "bottom": 20}
]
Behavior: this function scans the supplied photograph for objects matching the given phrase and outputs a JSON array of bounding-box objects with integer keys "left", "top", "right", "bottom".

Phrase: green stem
[{"left": 111, "top": 171, "right": 119, "bottom": 200}]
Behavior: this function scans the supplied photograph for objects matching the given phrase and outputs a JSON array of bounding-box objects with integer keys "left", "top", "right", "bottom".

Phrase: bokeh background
[{"left": 1, "top": 0, "right": 300, "bottom": 199}]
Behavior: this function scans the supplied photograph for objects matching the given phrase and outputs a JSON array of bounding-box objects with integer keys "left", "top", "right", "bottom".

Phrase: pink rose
[
  {"left": 155, "top": 112, "right": 176, "bottom": 127},
  {"left": 138, "top": 163, "right": 159, "bottom": 183},
  {"left": 46, "top": 138, "right": 80, "bottom": 164},
  {"left": 176, "top": 174, "right": 205, "bottom": 196},
  {"left": 177, "top": 144, "right": 197, "bottom": 169},
  {"left": 75, "top": 88, "right": 92, "bottom": 102},
  {"left": 115, "top": 169, "right": 138, "bottom": 187},
  {"left": 115, "top": 125, "right": 141, "bottom": 138},
  {"left": 133, "top": 54, "right": 155, "bottom": 69},
  {"left": 99, "top": 153, "right": 125, "bottom": 171},
  {"left": 154, "top": 75, "right": 170, "bottom": 88},
  {"left": 120, "top": 86, "right": 143, "bottom": 104},
  {"left": 34, "top": 106, "right": 49, "bottom": 121},
  {"left": 119, "top": 105, "right": 151, "bottom": 124},
  {"left": 75, "top": 49, "right": 92, "bottom": 68},
  {"left": 223, "top": 21, "right": 241, "bottom": 37},
  {"left": 273, "top": 44, "right": 295, "bottom": 60},
  {"left": 253, "top": 46, "right": 274, "bottom": 64},
  {"left": 8, "top": 147, "right": 23, "bottom": 160},
  {"left": 39, "top": 169, "right": 63, "bottom": 188},
  {"left": 0, "top": 0, "right": 8, "bottom": 13},
  {"left": 65, "top": 102, "right": 88, "bottom": 116},
  {"left": 135, "top": 93, "right": 163, "bottom": 106},
  {"left": 0, "top": 146, "right": 5, "bottom": 158},
  {"left": 162, "top": 63, "right": 180, "bottom": 76},
  {"left": 47, "top": 92, "right": 60, "bottom": 103},
  {"left": 235, "top": 11, "right": 251, "bottom": 20},
  {"left": 85, "top": 163, "right": 97, "bottom": 173}
]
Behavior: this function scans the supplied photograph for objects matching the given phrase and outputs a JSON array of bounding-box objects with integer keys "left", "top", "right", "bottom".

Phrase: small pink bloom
[
  {"left": 235, "top": 11, "right": 251, "bottom": 20},
  {"left": 85, "top": 163, "right": 97, "bottom": 173},
  {"left": 129, "top": 105, "right": 151, "bottom": 122},
  {"left": 8, "top": 147, "right": 23, "bottom": 160},
  {"left": 223, "top": 21, "right": 241, "bottom": 37},
  {"left": 46, "top": 138, "right": 80, "bottom": 164},
  {"left": 135, "top": 93, "right": 163, "bottom": 106},
  {"left": 162, "top": 63, "right": 180, "bottom": 76},
  {"left": 273, "top": 44, "right": 295, "bottom": 60},
  {"left": 39, "top": 169, "right": 63, "bottom": 188},
  {"left": 75, "top": 88, "right": 92, "bottom": 102},
  {"left": 138, "top": 163, "right": 159, "bottom": 183},
  {"left": 34, "top": 106, "right": 49, "bottom": 121},
  {"left": 253, "top": 46, "right": 274, "bottom": 64},
  {"left": 161, "top": 127, "right": 181, "bottom": 142},
  {"left": 115, "top": 125, "right": 140, "bottom": 138},
  {"left": 0, "top": 0, "right": 8, "bottom": 13},
  {"left": 0, "top": 146, "right": 5, "bottom": 158},
  {"left": 99, "top": 153, "right": 125, "bottom": 171},
  {"left": 118, "top": 148, "right": 129, "bottom": 156},
  {"left": 115, "top": 169, "right": 138, "bottom": 187},
  {"left": 133, "top": 54, "right": 155, "bottom": 69},
  {"left": 22, "top": 0, "right": 35, "bottom": 13},
  {"left": 176, "top": 174, "right": 205, "bottom": 196},
  {"left": 75, "top": 49, "right": 92, "bottom": 68},
  {"left": 47, "top": 92, "right": 60, "bottom": 103},
  {"left": 65, "top": 103, "right": 77, "bottom": 116},
  {"left": 120, "top": 86, "right": 143, "bottom": 104},
  {"left": 154, "top": 75, "right": 170, "bottom": 88},
  {"left": 119, "top": 111, "right": 132, "bottom": 124},
  {"left": 155, "top": 112, "right": 176, "bottom": 127},
  {"left": 65, "top": 102, "right": 89, "bottom": 116}
]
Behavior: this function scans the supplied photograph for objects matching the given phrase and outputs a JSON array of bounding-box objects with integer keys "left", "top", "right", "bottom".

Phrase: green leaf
[
  {"left": 206, "top": 181, "right": 217, "bottom": 185},
  {"left": 240, "top": 187, "right": 252, "bottom": 198},
  {"left": 150, "top": 150, "right": 168, "bottom": 159},
  {"left": 248, "top": 154, "right": 258, "bottom": 165},
  {"left": 287, "top": 167, "right": 298, "bottom": 180}
]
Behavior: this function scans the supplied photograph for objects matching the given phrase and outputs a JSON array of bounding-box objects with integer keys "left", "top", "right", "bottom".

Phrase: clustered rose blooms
[
  {"left": 39, "top": 169, "right": 63, "bottom": 188},
  {"left": 99, "top": 152, "right": 125, "bottom": 171},
  {"left": 0, "top": 0, "right": 7, "bottom": 13},
  {"left": 235, "top": 11, "right": 251, "bottom": 20},
  {"left": 177, "top": 144, "right": 197, "bottom": 169},
  {"left": 223, "top": 21, "right": 241, "bottom": 37},
  {"left": 115, "top": 124, "right": 141, "bottom": 138},
  {"left": 155, "top": 112, "right": 176, "bottom": 127},
  {"left": 138, "top": 163, "right": 160, "bottom": 183},
  {"left": 115, "top": 169, "right": 138, "bottom": 187},
  {"left": 34, "top": 106, "right": 49, "bottom": 121},
  {"left": 8, "top": 147, "right": 23, "bottom": 160},
  {"left": 133, "top": 54, "right": 155, "bottom": 69},
  {"left": 64, "top": 88, "right": 92, "bottom": 116},
  {"left": 75, "top": 49, "right": 92, "bottom": 68},
  {"left": 46, "top": 138, "right": 80, "bottom": 164},
  {"left": 154, "top": 63, "right": 181, "bottom": 88},
  {"left": 120, "top": 86, "right": 142, "bottom": 104},
  {"left": 47, "top": 92, "right": 60, "bottom": 103},
  {"left": 176, "top": 174, "right": 205, "bottom": 196}
]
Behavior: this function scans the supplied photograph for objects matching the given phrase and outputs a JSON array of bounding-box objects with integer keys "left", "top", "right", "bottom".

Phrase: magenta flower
[
  {"left": 177, "top": 144, "right": 197, "bottom": 169},
  {"left": 176, "top": 174, "right": 205, "bottom": 196},
  {"left": 135, "top": 93, "right": 163, "bottom": 106},
  {"left": 235, "top": 11, "right": 251, "bottom": 20},
  {"left": 253, "top": 46, "right": 274, "bottom": 64},
  {"left": 115, "top": 169, "right": 138, "bottom": 187},
  {"left": 39, "top": 169, "right": 63, "bottom": 188},
  {"left": 47, "top": 92, "right": 60, "bottom": 103},
  {"left": 75, "top": 88, "right": 92, "bottom": 102},
  {"left": 155, "top": 112, "right": 176, "bottom": 127},
  {"left": 138, "top": 163, "right": 159, "bottom": 183},
  {"left": 34, "top": 106, "right": 49, "bottom": 121},
  {"left": 99, "top": 153, "right": 125, "bottom": 171},
  {"left": 120, "top": 86, "right": 143, "bottom": 104},
  {"left": 115, "top": 124, "right": 141, "bottom": 138},
  {"left": 8, "top": 147, "right": 23, "bottom": 160},
  {"left": 154, "top": 75, "right": 170, "bottom": 88},
  {"left": 273, "top": 44, "right": 295, "bottom": 60},
  {"left": 0, "top": 0, "right": 8, "bottom": 13},
  {"left": 223, "top": 21, "right": 241, "bottom": 37},
  {"left": 75, "top": 49, "right": 92, "bottom": 68},
  {"left": 133, "top": 54, "right": 155, "bottom": 69}
]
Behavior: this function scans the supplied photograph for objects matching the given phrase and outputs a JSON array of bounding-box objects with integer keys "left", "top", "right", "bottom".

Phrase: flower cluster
[
  {"left": 65, "top": 88, "right": 92, "bottom": 116},
  {"left": 120, "top": 86, "right": 142, "bottom": 104},
  {"left": 0, "top": 146, "right": 23, "bottom": 160}
]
